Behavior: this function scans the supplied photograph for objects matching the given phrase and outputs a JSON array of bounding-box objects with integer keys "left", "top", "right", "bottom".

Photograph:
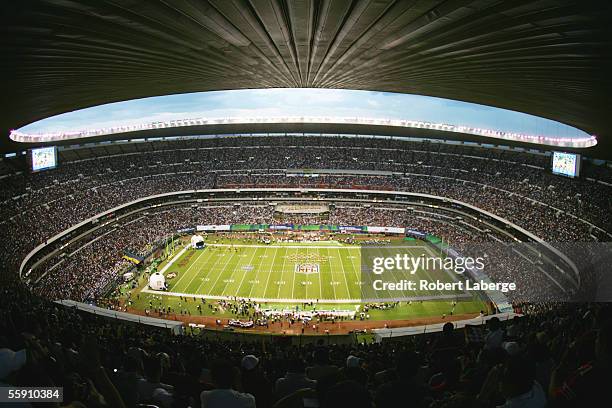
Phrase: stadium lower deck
[{"left": 124, "top": 235, "right": 487, "bottom": 334}]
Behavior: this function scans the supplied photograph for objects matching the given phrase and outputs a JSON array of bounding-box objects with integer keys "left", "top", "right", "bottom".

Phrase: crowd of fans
[
  {"left": 27, "top": 201, "right": 579, "bottom": 304},
  {"left": 217, "top": 173, "right": 607, "bottom": 242},
  {"left": 1, "top": 136, "right": 610, "bottom": 278},
  {"left": 2, "top": 277, "right": 611, "bottom": 408},
  {"left": 0, "top": 136, "right": 610, "bottom": 407},
  {"left": 1, "top": 135, "right": 606, "bottom": 305},
  {"left": 29, "top": 205, "right": 275, "bottom": 301}
]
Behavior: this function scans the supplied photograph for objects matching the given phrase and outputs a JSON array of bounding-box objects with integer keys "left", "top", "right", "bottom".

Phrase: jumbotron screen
[
  {"left": 31, "top": 146, "right": 58, "bottom": 172},
  {"left": 552, "top": 151, "right": 580, "bottom": 178}
]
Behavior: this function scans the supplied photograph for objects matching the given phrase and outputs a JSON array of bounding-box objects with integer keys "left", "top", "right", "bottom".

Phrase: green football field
[{"left": 144, "top": 238, "right": 478, "bottom": 304}]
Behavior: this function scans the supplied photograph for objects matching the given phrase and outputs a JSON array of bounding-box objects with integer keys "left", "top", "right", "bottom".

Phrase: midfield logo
[{"left": 295, "top": 263, "right": 320, "bottom": 275}]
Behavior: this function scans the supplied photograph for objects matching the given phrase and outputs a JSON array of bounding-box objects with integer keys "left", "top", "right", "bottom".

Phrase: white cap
[
  {"left": 0, "top": 348, "right": 27, "bottom": 379},
  {"left": 346, "top": 355, "right": 361, "bottom": 368},
  {"left": 241, "top": 355, "right": 259, "bottom": 371}
]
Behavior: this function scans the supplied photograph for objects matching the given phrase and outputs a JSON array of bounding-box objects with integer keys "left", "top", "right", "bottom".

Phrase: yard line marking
[
  {"left": 235, "top": 247, "right": 261, "bottom": 298},
  {"left": 241, "top": 247, "right": 263, "bottom": 298},
  {"left": 345, "top": 247, "right": 362, "bottom": 298},
  {"left": 183, "top": 246, "right": 221, "bottom": 293},
  {"left": 410, "top": 246, "right": 450, "bottom": 299},
  {"left": 377, "top": 247, "right": 404, "bottom": 299},
  {"left": 220, "top": 247, "right": 260, "bottom": 297},
  {"left": 192, "top": 246, "right": 235, "bottom": 295},
  {"left": 206, "top": 247, "right": 238, "bottom": 295},
  {"left": 290, "top": 247, "right": 298, "bottom": 300},
  {"left": 317, "top": 247, "right": 323, "bottom": 300},
  {"left": 260, "top": 246, "right": 279, "bottom": 299},
  {"left": 276, "top": 247, "right": 289, "bottom": 299},
  {"left": 336, "top": 248, "right": 352, "bottom": 300},
  {"left": 191, "top": 250, "right": 220, "bottom": 294},
  {"left": 170, "top": 246, "right": 209, "bottom": 291},
  {"left": 325, "top": 248, "right": 337, "bottom": 300}
]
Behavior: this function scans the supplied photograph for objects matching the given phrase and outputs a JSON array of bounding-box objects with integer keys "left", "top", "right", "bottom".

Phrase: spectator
[
  {"left": 241, "top": 354, "right": 273, "bottom": 408},
  {"left": 549, "top": 321, "right": 612, "bottom": 407},
  {"left": 201, "top": 359, "right": 255, "bottom": 408},
  {"left": 275, "top": 358, "right": 317, "bottom": 400},
  {"left": 306, "top": 348, "right": 339, "bottom": 381},
  {"left": 484, "top": 317, "right": 504, "bottom": 350},
  {"left": 137, "top": 355, "right": 174, "bottom": 408},
  {"left": 321, "top": 380, "right": 372, "bottom": 408},
  {"left": 375, "top": 351, "right": 428, "bottom": 408}
]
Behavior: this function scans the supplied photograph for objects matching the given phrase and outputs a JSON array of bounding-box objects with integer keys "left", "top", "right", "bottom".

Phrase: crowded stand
[
  {"left": 2, "top": 275, "right": 611, "bottom": 408},
  {"left": 1, "top": 138, "right": 610, "bottom": 276},
  {"left": 217, "top": 172, "right": 603, "bottom": 242},
  {"left": 3, "top": 1, "right": 612, "bottom": 405},
  {"left": 26, "top": 202, "right": 568, "bottom": 305},
  {"left": 0, "top": 136, "right": 609, "bottom": 296},
  {"left": 0, "top": 135, "right": 610, "bottom": 408}
]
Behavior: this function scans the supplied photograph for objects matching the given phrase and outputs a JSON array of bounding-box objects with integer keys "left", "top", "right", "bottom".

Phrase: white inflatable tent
[
  {"left": 191, "top": 234, "right": 205, "bottom": 249},
  {"left": 148, "top": 272, "right": 166, "bottom": 291}
]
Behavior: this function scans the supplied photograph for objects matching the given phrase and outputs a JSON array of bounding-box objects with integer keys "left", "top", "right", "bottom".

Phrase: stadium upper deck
[{"left": 1, "top": 136, "right": 609, "bottom": 304}]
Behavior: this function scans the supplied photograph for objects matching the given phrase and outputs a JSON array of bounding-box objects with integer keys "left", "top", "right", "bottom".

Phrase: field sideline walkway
[{"left": 139, "top": 287, "right": 473, "bottom": 304}]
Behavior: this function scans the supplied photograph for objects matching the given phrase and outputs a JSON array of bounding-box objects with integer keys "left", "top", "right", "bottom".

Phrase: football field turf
[{"left": 150, "top": 239, "right": 475, "bottom": 304}]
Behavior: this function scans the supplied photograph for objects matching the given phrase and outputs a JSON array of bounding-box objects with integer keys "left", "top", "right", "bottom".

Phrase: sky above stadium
[{"left": 18, "top": 88, "right": 590, "bottom": 139}]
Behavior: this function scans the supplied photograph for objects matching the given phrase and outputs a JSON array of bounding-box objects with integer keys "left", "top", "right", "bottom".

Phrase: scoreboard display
[
  {"left": 30, "top": 146, "right": 58, "bottom": 172},
  {"left": 552, "top": 151, "right": 580, "bottom": 178}
]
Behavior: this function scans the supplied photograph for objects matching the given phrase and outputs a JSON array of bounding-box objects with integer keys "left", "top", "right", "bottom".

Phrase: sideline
[
  {"left": 206, "top": 243, "right": 421, "bottom": 249},
  {"left": 139, "top": 287, "right": 472, "bottom": 304}
]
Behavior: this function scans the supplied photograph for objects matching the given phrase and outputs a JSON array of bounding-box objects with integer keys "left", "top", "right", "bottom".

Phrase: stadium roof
[
  {"left": 9, "top": 116, "right": 597, "bottom": 150},
  {"left": 1, "top": 1, "right": 611, "bottom": 158}
]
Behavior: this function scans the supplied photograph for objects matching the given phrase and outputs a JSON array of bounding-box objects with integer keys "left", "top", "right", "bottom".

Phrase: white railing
[
  {"left": 55, "top": 300, "right": 184, "bottom": 334},
  {"left": 372, "top": 312, "right": 519, "bottom": 341}
]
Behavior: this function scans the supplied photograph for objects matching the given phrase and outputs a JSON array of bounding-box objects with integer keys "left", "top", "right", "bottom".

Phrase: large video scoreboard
[
  {"left": 551, "top": 151, "right": 580, "bottom": 178},
  {"left": 30, "top": 146, "right": 58, "bottom": 172}
]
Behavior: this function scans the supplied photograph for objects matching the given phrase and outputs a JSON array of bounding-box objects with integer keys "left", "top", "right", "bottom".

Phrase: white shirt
[{"left": 201, "top": 388, "right": 256, "bottom": 408}]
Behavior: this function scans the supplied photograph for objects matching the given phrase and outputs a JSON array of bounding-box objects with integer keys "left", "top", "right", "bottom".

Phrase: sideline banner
[
  {"left": 366, "top": 226, "right": 405, "bottom": 234},
  {"left": 196, "top": 225, "right": 231, "bottom": 231}
]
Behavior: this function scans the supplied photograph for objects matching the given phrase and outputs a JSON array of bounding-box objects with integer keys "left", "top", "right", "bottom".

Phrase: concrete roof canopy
[{"left": 1, "top": 0, "right": 611, "bottom": 157}]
